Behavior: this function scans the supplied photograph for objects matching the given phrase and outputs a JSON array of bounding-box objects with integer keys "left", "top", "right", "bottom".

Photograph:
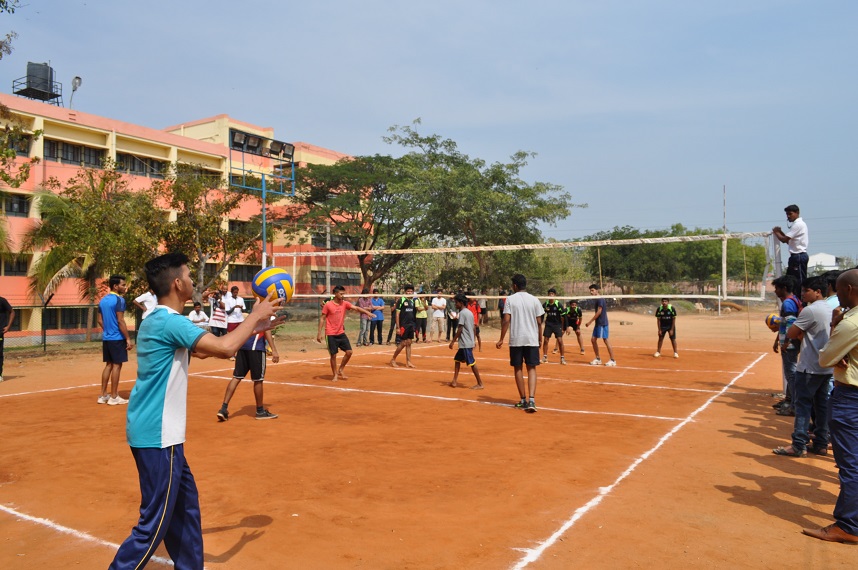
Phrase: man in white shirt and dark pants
[
  {"left": 496, "top": 274, "right": 544, "bottom": 413},
  {"left": 773, "top": 204, "right": 809, "bottom": 296}
]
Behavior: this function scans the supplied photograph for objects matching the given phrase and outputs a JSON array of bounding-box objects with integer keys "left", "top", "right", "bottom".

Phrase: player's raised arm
[{"left": 195, "top": 292, "right": 284, "bottom": 358}]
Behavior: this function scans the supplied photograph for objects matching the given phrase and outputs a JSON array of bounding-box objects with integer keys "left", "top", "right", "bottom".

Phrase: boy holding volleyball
[
  {"left": 110, "top": 253, "right": 284, "bottom": 570},
  {"left": 316, "top": 285, "right": 375, "bottom": 381}
]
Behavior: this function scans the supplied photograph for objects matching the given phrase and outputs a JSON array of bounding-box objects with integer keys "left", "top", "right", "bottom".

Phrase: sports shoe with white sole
[
  {"left": 589, "top": 358, "right": 602, "bottom": 366},
  {"left": 605, "top": 360, "right": 617, "bottom": 367},
  {"left": 653, "top": 352, "right": 661, "bottom": 358},
  {"left": 255, "top": 409, "right": 278, "bottom": 420},
  {"left": 542, "top": 355, "right": 548, "bottom": 363},
  {"left": 97, "top": 395, "right": 109, "bottom": 404},
  {"left": 525, "top": 400, "right": 537, "bottom": 414},
  {"left": 107, "top": 395, "right": 128, "bottom": 406},
  {"left": 560, "top": 357, "right": 567, "bottom": 365},
  {"left": 217, "top": 409, "right": 229, "bottom": 422},
  {"left": 674, "top": 353, "right": 679, "bottom": 359}
]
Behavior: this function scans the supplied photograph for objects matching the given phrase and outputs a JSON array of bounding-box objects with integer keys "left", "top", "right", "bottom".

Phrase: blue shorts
[
  {"left": 509, "top": 346, "right": 540, "bottom": 367},
  {"left": 592, "top": 325, "right": 609, "bottom": 339},
  {"left": 454, "top": 348, "right": 476, "bottom": 366}
]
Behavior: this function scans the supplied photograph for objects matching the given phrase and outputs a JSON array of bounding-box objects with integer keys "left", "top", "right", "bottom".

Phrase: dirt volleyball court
[{"left": 0, "top": 308, "right": 854, "bottom": 568}]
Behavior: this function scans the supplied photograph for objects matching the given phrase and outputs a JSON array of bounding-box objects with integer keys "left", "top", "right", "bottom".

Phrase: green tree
[
  {"left": 287, "top": 153, "right": 435, "bottom": 290},
  {"left": 1, "top": 0, "right": 42, "bottom": 254},
  {"left": 23, "top": 164, "right": 163, "bottom": 337},
  {"left": 151, "top": 164, "right": 264, "bottom": 302},
  {"left": 384, "top": 122, "right": 579, "bottom": 286}
]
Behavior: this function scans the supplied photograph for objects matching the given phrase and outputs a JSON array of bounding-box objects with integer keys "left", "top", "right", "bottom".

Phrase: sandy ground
[{"left": 0, "top": 308, "right": 854, "bottom": 569}]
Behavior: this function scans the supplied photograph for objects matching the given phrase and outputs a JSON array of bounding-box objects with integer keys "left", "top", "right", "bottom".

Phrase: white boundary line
[
  {"left": 508, "top": 352, "right": 767, "bottom": 569},
  {"left": 0, "top": 504, "right": 175, "bottom": 567}
]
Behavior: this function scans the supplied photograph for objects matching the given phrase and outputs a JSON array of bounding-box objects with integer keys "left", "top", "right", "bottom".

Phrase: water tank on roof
[{"left": 12, "top": 62, "right": 62, "bottom": 104}]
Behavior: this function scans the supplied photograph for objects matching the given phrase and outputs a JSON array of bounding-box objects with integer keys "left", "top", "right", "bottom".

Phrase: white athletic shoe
[
  {"left": 589, "top": 358, "right": 602, "bottom": 366},
  {"left": 107, "top": 396, "right": 128, "bottom": 406},
  {"left": 560, "top": 357, "right": 567, "bottom": 365},
  {"left": 674, "top": 352, "right": 679, "bottom": 359},
  {"left": 542, "top": 355, "right": 548, "bottom": 363},
  {"left": 653, "top": 352, "right": 661, "bottom": 358},
  {"left": 97, "top": 395, "right": 109, "bottom": 404},
  {"left": 605, "top": 360, "right": 617, "bottom": 367}
]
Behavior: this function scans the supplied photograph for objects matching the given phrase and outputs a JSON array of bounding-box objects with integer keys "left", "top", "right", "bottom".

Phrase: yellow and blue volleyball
[
  {"left": 252, "top": 267, "right": 294, "bottom": 303},
  {"left": 765, "top": 313, "right": 781, "bottom": 331}
]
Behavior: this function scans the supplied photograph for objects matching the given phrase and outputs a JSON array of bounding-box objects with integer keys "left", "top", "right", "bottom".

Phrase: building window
[
  {"left": 44, "top": 139, "right": 59, "bottom": 161},
  {"left": 9, "top": 134, "right": 31, "bottom": 157},
  {"left": 43, "top": 308, "right": 59, "bottom": 330},
  {"left": 311, "top": 271, "right": 361, "bottom": 289},
  {"left": 60, "top": 308, "right": 88, "bottom": 329},
  {"left": 82, "top": 146, "right": 105, "bottom": 168},
  {"left": 61, "top": 142, "right": 81, "bottom": 163},
  {"left": 149, "top": 159, "right": 166, "bottom": 179},
  {"left": 3, "top": 256, "right": 29, "bottom": 276},
  {"left": 311, "top": 233, "right": 355, "bottom": 250},
  {"left": 4, "top": 194, "right": 30, "bottom": 217},
  {"left": 229, "top": 265, "right": 262, "bottom": 282}
]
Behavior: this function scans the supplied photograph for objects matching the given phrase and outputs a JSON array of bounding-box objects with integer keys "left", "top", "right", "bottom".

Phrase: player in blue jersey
[{"left": 110, "top": 253, "right": 284, "bottom": 570}]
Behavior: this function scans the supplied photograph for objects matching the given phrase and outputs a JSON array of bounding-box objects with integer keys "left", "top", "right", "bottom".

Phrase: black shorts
[
  {"left": 102, "top": 340, "right": 128, "bottom": 364},
  {"left": 326, "top": 333, "right": 352, "bottom": 355},
  {"left": 474, "top": 325, "right": 481, "bottom": 336},
  {"left": 399, "top": 323, "right": 415, "bottom": 341},
  {"left": 658, "top": 326, "right": 676, "bottom": 340},
  {"left": 233, "top": 349, "right": 266, "bottom": 381},
  {"left": 509, "top": 346, "right": 541, "bottom": 367},
  {"left": 543, "top": 323, "right": 563, "bottom": 338},
  {"left": 569, "top": 320, "right": 581, "bottom": 332}
]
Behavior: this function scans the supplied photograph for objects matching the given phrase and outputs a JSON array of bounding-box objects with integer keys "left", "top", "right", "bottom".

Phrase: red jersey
[{"left": 322, "top": 300, "right": 354, "bottom": 335}]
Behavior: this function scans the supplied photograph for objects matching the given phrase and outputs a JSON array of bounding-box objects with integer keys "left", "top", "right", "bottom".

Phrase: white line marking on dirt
[
  {"left": 0, "top": 504, "right": 175, "bottom": 567},
  {"left": 508, "top": 352, "right": 767, "bottom": 569}
]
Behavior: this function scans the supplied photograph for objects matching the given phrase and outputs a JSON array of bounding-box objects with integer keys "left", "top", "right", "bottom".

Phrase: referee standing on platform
[{"left": 773, "top": 204, "right": 809, "bottom": 296}]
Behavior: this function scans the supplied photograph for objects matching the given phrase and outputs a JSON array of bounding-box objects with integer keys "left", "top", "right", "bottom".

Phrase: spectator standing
[
  {"left": 445, "top": 295, "right": 459, "bottom": 342},
  {"left": 803, "top": 269, "right": 858, "bottom": 544},
  {"left": 97, "top": 275, "right": 132, "bottom": 405},
  {"left": 415, "top": 295, "right": 429, "bottom": 342},
  {"left": 772, "top": 275, "right": 802, "bottom": 416},
  {"left": 133, "top": 289, "right": 158, "bottom": 321},
  {"left": 430, "top": 290, "right": 447, "bottom": 342},
  {"left": 772, "top": 204, "right": 809, "bottom": 296},
  {"left": 370, "top": 290, "right": 385, "bottom": 345},
  {"left": 207, "top": 291, "right": 228, "bottom": 337},
  {"left": 0, "top": 295, "right": 15, "bottom": 382},
  {"left": 224, "top": 286, "right": 247, "bottom": 332},
  {"left": 357, "top": 288, "right": 374, "bottom": 346}
]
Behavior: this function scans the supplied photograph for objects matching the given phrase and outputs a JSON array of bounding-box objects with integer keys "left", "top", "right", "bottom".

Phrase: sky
[{"left": 1, "top": 0, "right": 856, "bottom": 260}]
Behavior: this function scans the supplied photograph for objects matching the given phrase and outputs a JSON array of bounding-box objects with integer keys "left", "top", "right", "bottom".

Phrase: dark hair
[
  {"left": 772, "top": 275, "right": 797, "bottom": 291},
  {"left": 145, "top": 253, "right": 189, "bottom": 298},
  {"left": 231, "top": 286, "right": 239, "bottom": 293},
  {"left": 511, "top": 274, "right": 527, "bottom": 290},
  {"left": 661, "top": 298, "right": 669, "bottom": 302},
  {"left": 403, "top": 283, "right": 414, "bottom": 291},
  {"left": 547, "top": 287, "right": 556, "bottom": 294},
  {"left": 803, "top": 276, "right": 826, "bottom": 294},
  {"left": 589, "top": 283, "right": 600, "bottom": 290},
  {"left": 784, "top": 204, "right": 800, "bottom": 214},
  {"left": 569, "top": 299, "right": 578, "bottom": 304},
  {"left": 333, "top": 285, "right": 346, "bottom": 293},
  {"left": 193, "top": 301, "right": 201, "bottom": 308},
  {"left": 822, "top": 270, "right": 842, "bottom": 292},
  {"left": 453, "top": 293, "right": 468, "bottom": 305},
  {"left": 108, "top": 274, "right": 125, "bottom": 289},
  {"left": 372, "top": 289, "right": 379, "bottom": 294},
  {"left": 361, "top": 288, "right": 369, "bottom": 294}
]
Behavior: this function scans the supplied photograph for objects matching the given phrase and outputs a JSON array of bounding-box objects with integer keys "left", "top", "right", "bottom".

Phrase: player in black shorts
[
  {"left": 565, "top": 300, "right": 585, "bottom": 355},
  {"left": 390, "top": 284, "right": 417, "bottom": 368},
  {"left": 541, "top": 288, "right": 567, "bottom": 364},
  {"left": 654, "top": 298, "right": 678, "bottom": 358}
]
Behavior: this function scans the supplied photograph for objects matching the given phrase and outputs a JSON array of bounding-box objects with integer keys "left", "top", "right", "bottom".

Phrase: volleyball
[
  {"left": 765, "top": 313, "right": 781, "bottom": 331},
  {"left": 251, "top": 267, "right": 294, "bottom": 303}
]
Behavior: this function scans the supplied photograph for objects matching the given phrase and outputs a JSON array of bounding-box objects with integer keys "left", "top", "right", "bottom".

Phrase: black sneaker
[
  {"left": 514, "top": 399, "right": 527, "bottom": 409},
  {"left": 217, "top": 409, "right": 229, "bottom": 422},
  {"left": 525, "top": 400, "right": 537, "bottom": 414},
  {"left": 256, "top": 409, "right": 278, "bottom": 420}
]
